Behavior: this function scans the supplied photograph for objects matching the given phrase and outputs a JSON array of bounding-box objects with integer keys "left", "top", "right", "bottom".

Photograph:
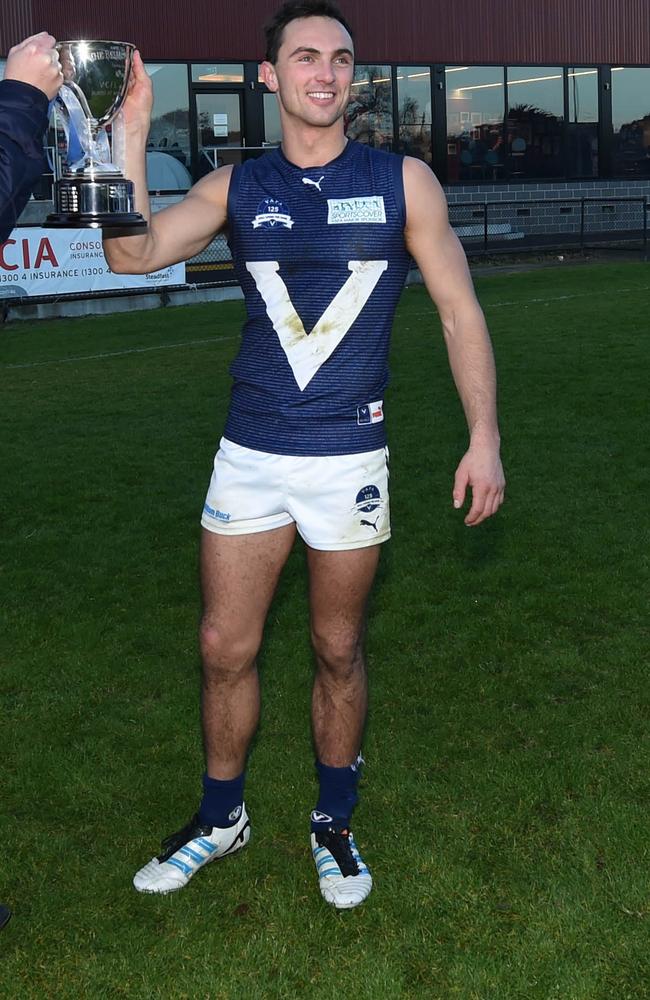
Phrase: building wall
[
  {"left": 0, "top": 0, "right": 36, "bottom": 55},
  {"left": 2, "top": 0, "right": 650, "bottom": 64},
  {"left": 447, "top": 178, "right": 650, "bottom": 243}
]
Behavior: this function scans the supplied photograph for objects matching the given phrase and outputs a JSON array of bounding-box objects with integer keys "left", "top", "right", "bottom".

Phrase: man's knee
[
  {"left": 199, "top": 617, "right": 262, "bottom": 681},
  {"left": 311, "top": 627, "right": 364, "bottom": 680}
]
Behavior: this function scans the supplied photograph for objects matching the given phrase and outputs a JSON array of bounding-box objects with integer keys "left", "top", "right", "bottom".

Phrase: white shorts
[{"left": 201, "top": 438, "right": 390, "bottom": 551}]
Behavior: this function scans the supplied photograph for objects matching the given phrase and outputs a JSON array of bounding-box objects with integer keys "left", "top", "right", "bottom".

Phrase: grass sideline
[{"left": 1, "top": 262, "right": 649, "bottom": 999}]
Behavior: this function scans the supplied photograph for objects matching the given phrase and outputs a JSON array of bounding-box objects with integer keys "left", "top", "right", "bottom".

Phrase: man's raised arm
[
  {"left": 403, "top": 156, "right": 505, "bottom": 526},
  {"left": 103, "top": 51, "right": 230, "bottom": 275}
]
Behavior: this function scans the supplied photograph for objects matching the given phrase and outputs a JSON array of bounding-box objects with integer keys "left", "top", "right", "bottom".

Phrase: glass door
[{"left": 194, "top": 91, "right": 244, "bottom": 177}]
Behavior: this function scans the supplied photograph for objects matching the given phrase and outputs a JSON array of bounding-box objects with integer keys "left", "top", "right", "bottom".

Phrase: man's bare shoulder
[
  {"left": 402, "top": 156, "right": 446, "bottom": 208},
  {"left": 185, "top": 163, "right": 235, "bottom": 211}
]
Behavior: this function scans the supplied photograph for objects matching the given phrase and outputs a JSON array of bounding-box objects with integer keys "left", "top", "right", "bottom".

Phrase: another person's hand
[{"left": 3, "top": 32, "right": 63, "bottom": 101}]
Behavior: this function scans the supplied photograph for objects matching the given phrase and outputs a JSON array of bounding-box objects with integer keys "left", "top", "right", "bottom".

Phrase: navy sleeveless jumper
[{"left": 223, "top": 140, "right": 411, "bottom": 456}]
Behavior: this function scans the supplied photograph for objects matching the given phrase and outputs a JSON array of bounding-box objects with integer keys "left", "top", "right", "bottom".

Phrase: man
[
  {"left": 0, "top": 32, "right": 62, "bottom": 239},
  {"left": 0, "top": 30, "right": 62, "bottom": 929},
  {"left": 104, "top": 0, "right": 505, "bottom": 910}
]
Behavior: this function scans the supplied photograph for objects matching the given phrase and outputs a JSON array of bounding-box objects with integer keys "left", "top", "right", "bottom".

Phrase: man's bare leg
[
  {"left": 133, "top": 523, "right": 295, "bottom": 895},
  {"left": 200, "top": 523, "right": 296, "bottom": 778},
  {"left": 307, "top": 543, "right": 380, "bottom": 909},
  {"left": 308, "top": 544, "right": 380, "bottom": 766}
]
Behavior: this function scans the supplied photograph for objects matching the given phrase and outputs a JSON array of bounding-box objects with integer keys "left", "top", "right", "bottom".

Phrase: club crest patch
[
  {"left": 252, "top": 197, "right": 294, "bottom": 230},
  {"left": 352, "top": 484, "right": 386, "bottom": 534},
  {"left": 354, "top": 485, "right": 383, "bottom": 514},
  {"left": 327, "top": 196, "right": 386, "bottom": 225}
]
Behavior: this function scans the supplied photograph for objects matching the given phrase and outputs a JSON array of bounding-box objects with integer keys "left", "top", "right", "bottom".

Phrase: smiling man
[{"left": 103, "top": 0, "right": 504, "bottom": 910}]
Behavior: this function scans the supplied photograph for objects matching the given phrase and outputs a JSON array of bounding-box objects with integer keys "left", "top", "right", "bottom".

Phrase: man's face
[{"left": 261, "top": 16, "right": 354, "bottom": 130}]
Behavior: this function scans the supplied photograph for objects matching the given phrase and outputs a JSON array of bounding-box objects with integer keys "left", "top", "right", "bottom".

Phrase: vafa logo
[{"left": 252, "top": 197, "right": 294, "bottom": 230}]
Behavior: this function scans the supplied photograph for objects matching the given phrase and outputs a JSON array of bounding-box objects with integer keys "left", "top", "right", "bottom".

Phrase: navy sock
[
  {"left": 311, "top": 755, "right": 363, "bottom": 832},
  {"left": 198, "top": 771, "right": 245, "bottom": 828}
]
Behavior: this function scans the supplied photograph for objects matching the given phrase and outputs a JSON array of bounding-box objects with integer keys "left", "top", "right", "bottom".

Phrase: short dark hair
[{"left": 264, "top": 0, "right": 354, "bottom": 63}]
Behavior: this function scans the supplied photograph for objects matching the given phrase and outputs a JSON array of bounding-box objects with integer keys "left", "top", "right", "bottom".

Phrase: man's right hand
[
  {"left": 3, "top": 32, "right": 63, "bottom": 101},
  {"left": 120, "top": 50, "right": 154, "bottom": 138}
]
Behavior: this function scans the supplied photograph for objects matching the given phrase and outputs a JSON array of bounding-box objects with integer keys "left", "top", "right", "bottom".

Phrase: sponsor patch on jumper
[
  {"left": 252, "top": 197, "right": 294, "bottom": 230},
  {"left": 357, "top": 399, "right": 384, "bottom": 425},
  {"left": 327, "top": 196, "right": 386, "bottom": 225},
  {"left": 203, "top": 503, "right": 231, "bottom": 522}
]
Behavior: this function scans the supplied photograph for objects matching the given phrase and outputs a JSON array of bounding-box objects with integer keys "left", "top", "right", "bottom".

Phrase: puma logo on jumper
[{"left": 302, "top": 175, "right": 325, "bottom": 191}]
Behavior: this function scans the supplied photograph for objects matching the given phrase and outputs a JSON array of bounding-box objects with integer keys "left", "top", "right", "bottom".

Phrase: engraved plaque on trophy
[{"left": 47, "top": 40, "right": 146, "bottom": 229}]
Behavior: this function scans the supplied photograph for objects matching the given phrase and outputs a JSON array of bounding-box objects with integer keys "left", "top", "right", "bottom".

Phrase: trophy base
[
  {"left": 47, "top": 176, "right": 148, "bottom": 230},
  {"left": 47, "top": 211, "right": 147, "bottom": 230}
]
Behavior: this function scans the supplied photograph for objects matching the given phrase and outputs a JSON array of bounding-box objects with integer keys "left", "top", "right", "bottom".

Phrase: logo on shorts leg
[
  {"left": 353, "top": 485, "right": 385, "bottom": 532},
  {"left": 203, "top": 503, "right": 232, "bottom": 522}
]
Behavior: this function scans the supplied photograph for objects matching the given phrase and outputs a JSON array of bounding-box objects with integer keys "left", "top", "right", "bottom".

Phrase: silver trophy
[{"left": 47, "top": 40, "right": 146, "bottom": 229}]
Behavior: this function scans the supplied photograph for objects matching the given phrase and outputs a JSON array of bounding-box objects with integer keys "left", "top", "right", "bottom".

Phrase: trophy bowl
[{"left": 47, "top": 40, "right": 147, "bottom": 230}]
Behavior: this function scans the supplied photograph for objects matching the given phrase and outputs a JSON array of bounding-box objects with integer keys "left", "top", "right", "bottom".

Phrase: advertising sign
[{"left": 0, "top": 228, "right": 185, "bottom": 297}]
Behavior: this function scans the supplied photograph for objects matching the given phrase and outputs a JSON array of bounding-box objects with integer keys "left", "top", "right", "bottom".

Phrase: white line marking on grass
[
  {"left": 6, "top": 284, "right": 649, "bottom": 369},
  {"left": 3, "top": 335, "right": 239, "bottom": 370},
  {"left": 404, "top": 285, "right": 650, "bottom": 317},
  {"left": 484, "top": 285, "right": 650, "bottom": 308}
]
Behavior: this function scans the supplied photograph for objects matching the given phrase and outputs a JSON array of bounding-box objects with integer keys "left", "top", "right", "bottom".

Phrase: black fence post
[
  {"left": 580, "top": 199, "right": 585, "bottom": 251},
  {"left": 644, "top": 198, "right": 648, "bottom": 261},
  {"left": 484, "top": 202, "right": 488, "bottom": 252}
]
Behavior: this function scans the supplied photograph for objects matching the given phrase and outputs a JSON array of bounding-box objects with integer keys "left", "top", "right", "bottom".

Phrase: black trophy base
[
  {"left": 46, "top": 211, "right": 147, "bottom": 231},
  {"left": 47, "top": 175, "right": 148, "bottom": 231}
]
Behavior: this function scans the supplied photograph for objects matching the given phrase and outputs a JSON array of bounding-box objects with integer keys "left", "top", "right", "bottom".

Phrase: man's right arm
[{"left": 103, "top": 52, "right": 230, "bottom": 274}]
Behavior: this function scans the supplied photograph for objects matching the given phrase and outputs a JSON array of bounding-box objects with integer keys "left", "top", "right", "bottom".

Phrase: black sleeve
[{"left": 0, "top": 79, "right": 50, "bottom": 242}]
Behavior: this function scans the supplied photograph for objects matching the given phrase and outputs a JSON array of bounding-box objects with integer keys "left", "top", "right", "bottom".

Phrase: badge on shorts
[
  {"left": 354, "top": 485, "right": 382, "bottom": 513},
  {"left": 353, "top": 484, "right": 385, "bottom": 533}
]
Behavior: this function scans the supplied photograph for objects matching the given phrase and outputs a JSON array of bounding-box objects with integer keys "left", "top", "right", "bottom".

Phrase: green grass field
[{"left": 1, "top": 261, "right": 649, "bottom": 999}]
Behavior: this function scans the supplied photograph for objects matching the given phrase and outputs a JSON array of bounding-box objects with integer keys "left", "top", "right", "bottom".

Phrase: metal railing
[
  {"left": 2, "top": 197, "right": 648, "bottom": 311},
  {"left": 448, "top": 197, "right": 648, "bottom": 255}
]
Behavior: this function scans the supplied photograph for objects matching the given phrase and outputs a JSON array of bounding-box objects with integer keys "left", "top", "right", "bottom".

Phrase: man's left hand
[{"left": 453, "top": 444, "right": 505, "bottom": 526}]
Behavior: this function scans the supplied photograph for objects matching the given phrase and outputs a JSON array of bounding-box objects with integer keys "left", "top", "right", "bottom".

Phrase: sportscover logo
[{"left": 327, "top": 196, "right": 386, "bottom": 225}]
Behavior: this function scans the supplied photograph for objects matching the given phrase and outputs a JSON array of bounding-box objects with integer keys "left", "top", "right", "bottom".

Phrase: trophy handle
[
  {"left": 62, "top": 81, "right": 93, "bottom": 125},
  {"left": 57, "top": 86, "right": 113, "bottom": 174}
]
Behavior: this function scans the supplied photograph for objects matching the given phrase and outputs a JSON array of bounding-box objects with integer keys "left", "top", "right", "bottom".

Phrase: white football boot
[
  {"left": 133, "top": 805, "right": 250, "bottom": 894},
  {"left": 311, "top": 826, "right": 372, "bottom": 909}
]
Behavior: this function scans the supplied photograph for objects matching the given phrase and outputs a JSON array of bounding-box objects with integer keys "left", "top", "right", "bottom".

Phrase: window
[
  {"left": 192, "top": 64, "right": 244, "bottom": 83},
  {"left": 506, "top": 66, "right": 564, "bottom": 179},
  {"left": 567, "top": 67, "right": 599, "bottom": 177},
  {"left": 446, "top": 66, "right": 505, "bottom": 182},
  {"left": 611, "top": 67, "right": 650, "bottom": 177},
  {"left": 146, "top": 63, "right": 191, "bottom": 191},
  {"left": 346, "top": 66, "right": 393, "bottom": 149},
  {"left": 397, "top": 67, "right": 431, "bottom": 163},
  {"left": 263, "top": 93, "right": 281, "bottom": 146}
]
